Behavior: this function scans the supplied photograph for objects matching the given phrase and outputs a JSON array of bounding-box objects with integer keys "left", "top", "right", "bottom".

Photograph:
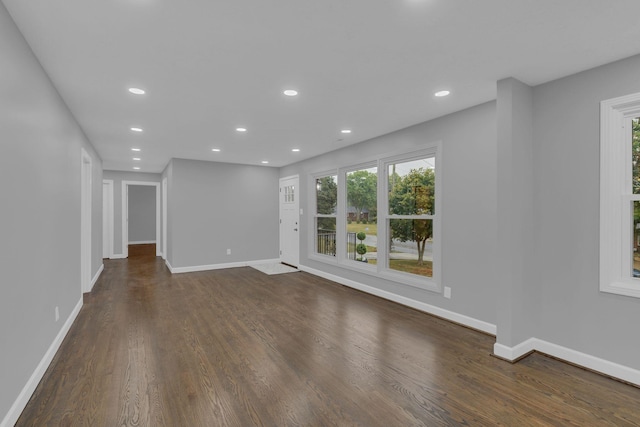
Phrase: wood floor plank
[{"left": 15, "top": 245, "right": 640, "bottom": 426}]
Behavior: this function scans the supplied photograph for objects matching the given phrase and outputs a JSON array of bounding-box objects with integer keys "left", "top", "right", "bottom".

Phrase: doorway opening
[{"left": 121, "top": 181, "right": 161, "bottom": 258}]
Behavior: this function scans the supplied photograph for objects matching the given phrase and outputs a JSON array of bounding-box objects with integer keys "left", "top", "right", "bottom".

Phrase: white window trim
[
  {"left": 378, "top": 147, "right": 441, "bottom": 292},
  {"left": 308, "top": 143, "right": 442, "bottom": 293},
  {"left": 600, "top": 92, "right": 640, "bottom": 298}
]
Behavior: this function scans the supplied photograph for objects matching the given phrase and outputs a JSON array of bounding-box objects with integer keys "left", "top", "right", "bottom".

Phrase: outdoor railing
[{"left": 317, "top": 229, "right": 357, "bottom": 260}]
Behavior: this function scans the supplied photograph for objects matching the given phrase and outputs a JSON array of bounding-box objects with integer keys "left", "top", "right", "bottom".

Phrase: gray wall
[
  {"left": 128, "top": 185, "right": 156, "bottom": 243},
  {"left": 531, "top": 54, "right": 640, "bottom": 369},
  {"left": 495, "top": 78, "right": 536, "bottom": 347},
  {"left": 102, "top": 171, "right": 161, "bottom": 256},
  {"left": 280, "top": 101, "right": 499, "bottom": 326},
  {"left": 166, "top": 159, "right": 280, "bottom": 269},
  {"left": 281, "top": 54, "right": 640, "bottom": 372},
  {"left": 0, "top": 2, "right": 103, "bottom": 421}
]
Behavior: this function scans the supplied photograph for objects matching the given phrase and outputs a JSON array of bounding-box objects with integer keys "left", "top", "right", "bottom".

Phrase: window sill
[
  {"left": 601, "top": 279, "right": 640, "bottom": 299},
  {"left": 308, "top": 253, "right": 440, "bottom": 293}
]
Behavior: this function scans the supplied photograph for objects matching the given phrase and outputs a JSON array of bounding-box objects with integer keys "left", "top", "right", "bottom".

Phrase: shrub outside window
[{"left": 345, "top": 167, "right": 377, "bottom": 265}]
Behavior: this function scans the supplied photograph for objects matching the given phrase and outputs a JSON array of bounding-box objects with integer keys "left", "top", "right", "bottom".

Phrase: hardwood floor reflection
[{"left": 17, "top": 246, "right": 640, "bottom": 425}]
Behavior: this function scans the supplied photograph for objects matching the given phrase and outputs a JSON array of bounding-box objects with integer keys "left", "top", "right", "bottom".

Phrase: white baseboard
[
  {"left": 110, "top": 253, "right": 126, "bottom": 259},
  {"left": 129, "top": 240, "right": 156, "bottom": 245},
  {"left": 166, "top": 258, "right": 281, "bottom": 274},
  {"left": 494, "top": 338, "right": 640, "bottom": 386},
  {"left": 299, "top": 265, "right": 497, "bottom": 335},
  {"left": 1, "top": 297, "right": 83, "bottom": 427},
  {"left": 493, "top": 339, "right": 537, "bottom": 361},
  {"left": 88, "top": 264, "right": 104, "bottom": 292}
]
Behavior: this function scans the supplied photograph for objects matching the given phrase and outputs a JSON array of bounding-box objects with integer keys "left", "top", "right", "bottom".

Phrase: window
[
  {"left": 345, "top": 166, "right": 377, "bottom": 264},
  {"left": 600, "top": 92, "right": 640, "bottom": 298},
  {"left": 384, "top": 156, "right": 436, "bottom": 278},
  {"left": 315, "top": 174, "right": 337, "bottom": 257},
  {"left": 309, "top": 144, "right": 441, "bottom": 292}
]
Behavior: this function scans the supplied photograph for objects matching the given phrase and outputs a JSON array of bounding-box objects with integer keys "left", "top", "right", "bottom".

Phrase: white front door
[{"left": 279, "top": 175, "right": 299, "bottom": 267}]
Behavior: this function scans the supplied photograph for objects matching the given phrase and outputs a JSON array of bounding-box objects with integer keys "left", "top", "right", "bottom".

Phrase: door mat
[{"left": 251, "top": 263, "right": 299, "bottom": 275}]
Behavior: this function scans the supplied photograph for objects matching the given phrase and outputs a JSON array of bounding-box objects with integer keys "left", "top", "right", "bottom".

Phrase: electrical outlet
[
  {"left": 55, "top": 306, "right": 60, "bottom": 322},
  {"left": 226, "top": 248, "right": 231, "bottom": 255},
  {"left": 444, "top": 287, "right": 452, "bottom": 299}
]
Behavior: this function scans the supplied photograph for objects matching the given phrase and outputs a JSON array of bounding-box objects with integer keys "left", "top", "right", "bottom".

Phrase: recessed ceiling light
[
  {"left": 341, "top": 129, "right": 352, "bottom": 134},
  {"left": 131, "top": 148, "right": 141, "bottom": 152},
  {"left": 434, "top": 90, "right": 450, "bottom": 97},
  {"left": 261, "top": 160, "right": 269, "bottom": 164},
  {"left": 130, "top": 127, "right": 143, "bottom": 132},
  {"left": 236, "top": 127, "right": 247, "bottom": 132},
  {"left": 291, "top": 148, "right": 300, "bottom": 152},
  {"left": 283, "top": 89, "right": 298, "bottom": 96},
  {"left": 133, "top": 167, "right": 141, "bottom": 170},
  {"left": 212, "top": 148, "right": 221, "bottom": 152},
  {"left": 133, "top": 157, "right": 141, "bottom": 161},
  {"left": 128, "top": 87, "right": 145, "bottom": 95}
]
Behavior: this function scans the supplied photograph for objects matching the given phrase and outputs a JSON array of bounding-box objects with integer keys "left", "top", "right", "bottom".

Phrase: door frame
[
  {"left": 102, "top": 180, "right": 114, "bottom": 259},
  {"left": 279, "top": 175, "right": 300, "bottom": 267},
  {"left": 122, "top": 181, "right": 161, "bottom": 258},
  {"left": 162, "top": 177, "right": 168, "bottom": 260},
  {"left": 81, "top": 148, "right": 92, "bottom": 293}
]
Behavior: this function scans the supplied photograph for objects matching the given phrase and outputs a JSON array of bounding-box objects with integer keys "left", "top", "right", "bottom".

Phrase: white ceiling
[{"left": 5, "top": 0, "right": 640, "bottom": 172}]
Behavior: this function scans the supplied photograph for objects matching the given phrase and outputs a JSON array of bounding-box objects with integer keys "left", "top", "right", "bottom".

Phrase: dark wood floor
[{"left": 17, "top": 244, "right": 640, "bottom": 426}]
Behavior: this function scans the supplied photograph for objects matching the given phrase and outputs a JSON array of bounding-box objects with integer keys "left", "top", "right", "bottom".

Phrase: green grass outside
[
  {"left": 351, "top": 254, "right": 432, "bottom": 277},
  {"left": 388, "top": 259, "right": 432, "bottom": 277},
  {"left": 346, "top": 222, "right": 378, "bottom": 235},
  {"left": 354, "top": 258, "right": 431, "bottom": 277}
]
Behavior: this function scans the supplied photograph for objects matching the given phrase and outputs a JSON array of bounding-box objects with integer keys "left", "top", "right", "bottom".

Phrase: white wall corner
[
  {"left": 299, "top": 265, "right": 497, "bottom": 335},
  {"left": 1, "top": 297, "right": 83, "bottom": 427},
  {"left": 493, "top": 338, "right": 537, "bottom": 361}
]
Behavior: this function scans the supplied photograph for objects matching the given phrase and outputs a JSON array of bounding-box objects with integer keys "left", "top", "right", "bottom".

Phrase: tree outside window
[{"left": 387, "top": 158, "right": 435, "bottom": 277}]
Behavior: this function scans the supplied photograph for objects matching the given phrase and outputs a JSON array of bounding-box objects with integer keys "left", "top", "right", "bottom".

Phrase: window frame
[
  {"left": 340, "top": 162, "right": 379, "bottom": 271},
  {"left": 600, "top": 92, "right": 640, "bottom": 298},
  {"left": 311, "top": 170, "right": 339, "bottom": 262},
  {"left": 308, "top": 143, "right": 441, "bottom": 293},
  {"left": 379, "top": 148, "right": 440, "bottom": 290}
]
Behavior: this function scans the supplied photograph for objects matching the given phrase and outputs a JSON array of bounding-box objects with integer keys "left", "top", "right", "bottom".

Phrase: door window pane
[{"left": 284, "top": 185, "right": 295, "bottom": 203}]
